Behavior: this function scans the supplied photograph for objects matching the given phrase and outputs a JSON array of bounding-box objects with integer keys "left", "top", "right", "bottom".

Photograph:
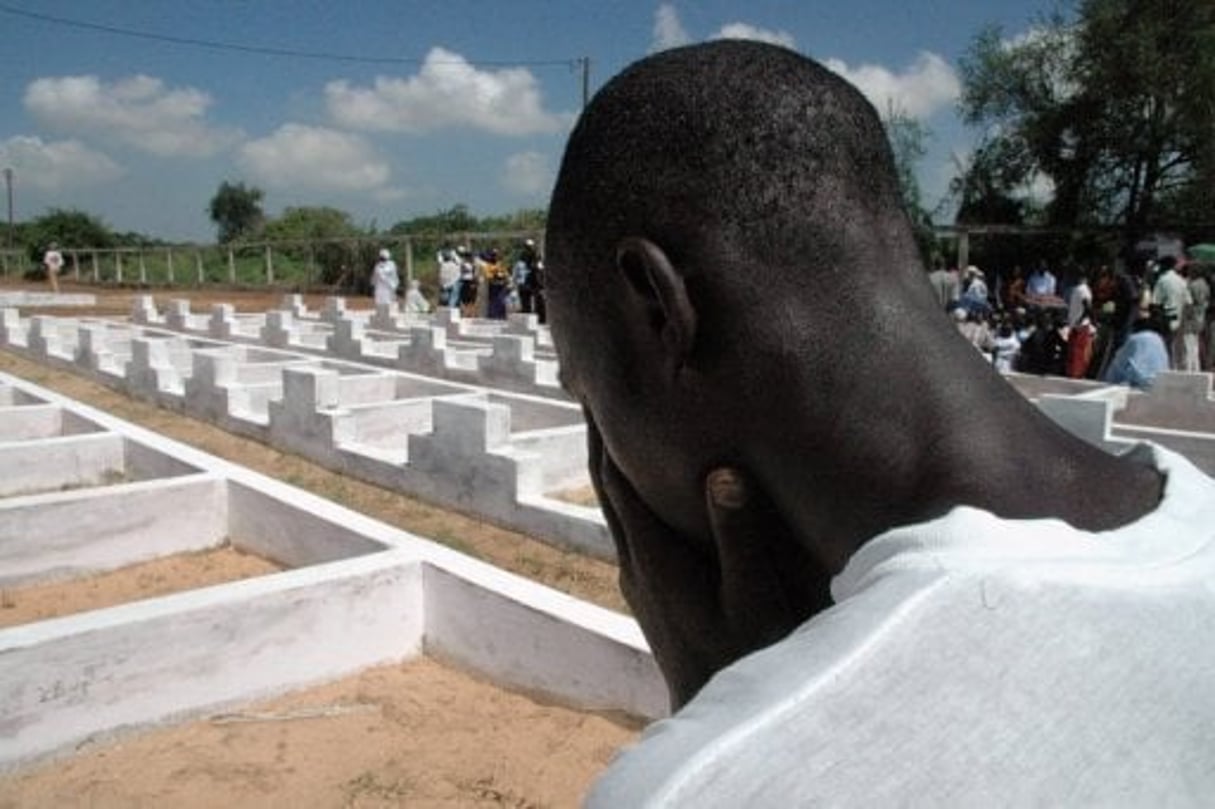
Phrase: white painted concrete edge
[{"left": 0, "top": 371, "right": 656, "bottom": 771}]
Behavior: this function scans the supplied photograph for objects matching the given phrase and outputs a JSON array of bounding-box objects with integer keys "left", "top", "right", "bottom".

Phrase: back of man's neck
[{"left": 765, "top": 335, "right": 1164, "bottom": 572}]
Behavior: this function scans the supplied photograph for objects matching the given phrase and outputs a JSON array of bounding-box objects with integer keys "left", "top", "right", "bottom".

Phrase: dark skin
[
  {"left": 555, "top": 233, "right": 1163, "bottom": 711},
  {"left": 588, "top": 416, "right": 834, "bottom": 705},
  {"left": 547, "top": 43, "right": 1164, "bottom": 711}
]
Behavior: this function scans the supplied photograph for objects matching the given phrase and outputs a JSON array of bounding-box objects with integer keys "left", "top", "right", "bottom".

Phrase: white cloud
[
  {"left": 653, "top": 5, "right": 793, "bottom": 52},
  {"left": 0, "top": 135, "right": 123, "bottom": 191},
  {"left": 823, "top": 52, "right": 961, "bottom": 119},
  {"left": 325, "top": 48, "right": 570, "bottom": 136},
  {"left": 501, "top": 151, "right": 552, "bottom": 196},
  {"left": 237, "top": 124, "right": 394, "bottom": 194},
  {"left": 652, "top": 3, "right": 691, "bottom": 52},
  {"left": 713, "top": 22, "right": 795, "bottom": 49},
  {"left": 24, "top": 75, "right": 241, "bottom": 157}
]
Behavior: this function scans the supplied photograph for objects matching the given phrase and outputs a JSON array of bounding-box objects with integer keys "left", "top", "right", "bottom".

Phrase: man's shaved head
[
  {"left": 544, "top": 40, "right": 1167, "bottom": 709},
  {"left": 548, "top": 40, "right": 917, "bottom": 310},
  {"left": 545, "top": 40, "right": 938, "bottom": 547}
]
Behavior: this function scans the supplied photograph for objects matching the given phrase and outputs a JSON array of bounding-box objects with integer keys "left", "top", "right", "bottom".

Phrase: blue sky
[{"left": 0, "top": 1, "right": 1053, "bottom": 243}]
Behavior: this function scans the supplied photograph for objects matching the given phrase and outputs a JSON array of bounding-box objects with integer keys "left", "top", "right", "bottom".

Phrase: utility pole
[
  {"left": 578, "top": 57, "right": 591, "bottom": 110},
  {"left": 2, "top": 168, "right": 12, "bottom": 248}
]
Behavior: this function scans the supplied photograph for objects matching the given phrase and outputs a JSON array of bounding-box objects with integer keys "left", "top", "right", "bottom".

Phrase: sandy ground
[
  {"left": 0, "top": 280, "right": 638, "bottom": 806},
  {"left": 0, "top": 544, "right": 282, "bottom": 629},
  {"left": 0, "top": 656, "right": 639, "bottom": 808},
  {"left": 550, "top": 485, "right": 599, "bottom": 508}
]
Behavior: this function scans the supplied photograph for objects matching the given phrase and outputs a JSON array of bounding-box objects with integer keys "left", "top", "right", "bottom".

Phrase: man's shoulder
[{"left": 593, "top": 464, "right": 1215, "bottom": 805}]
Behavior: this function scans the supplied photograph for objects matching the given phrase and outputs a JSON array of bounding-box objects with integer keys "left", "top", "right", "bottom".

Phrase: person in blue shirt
[{"left": 1102, "top": 310, "right": 1170, "bottom": 390}]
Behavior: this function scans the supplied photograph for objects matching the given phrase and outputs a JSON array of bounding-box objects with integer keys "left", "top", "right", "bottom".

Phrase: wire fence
[
  {"left": 0, "top": 230, "right": 544, "bottom": 296},
  {"left": 7, "top": 224, "right": 1205, "bottom": 295}
]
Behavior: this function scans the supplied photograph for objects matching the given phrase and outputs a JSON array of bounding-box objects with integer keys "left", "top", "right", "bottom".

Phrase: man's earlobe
[{"left": 615, "top": 237, "right": 697, "bottom": 372}]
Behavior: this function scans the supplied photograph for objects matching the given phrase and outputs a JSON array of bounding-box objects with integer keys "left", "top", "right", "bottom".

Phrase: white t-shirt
[
  {"left": 1067, "top": 280, "right": 1092, "bottom": 326},
  {"left": 438, "top": 253, "right": 461, "bottom": 289},
  {"left": 589, "top": 444, "right": 1215, "bottom": 807},
  {"left": 43, "top": 249, "right": 64, "bottom": 274},
  {"left": 1153, "top": 270, "right": 1193, "bottom": 332}
]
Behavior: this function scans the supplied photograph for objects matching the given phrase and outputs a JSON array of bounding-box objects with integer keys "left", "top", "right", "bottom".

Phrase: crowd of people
[
  {"left": 435, "top": 239, "right": 545, "bottom": 322},
  {"left": 368, "top": 239, "right": 545, "bottom": 322},
  {"left": 933, "top": 255, "right": 1213, "bottom": 390}
]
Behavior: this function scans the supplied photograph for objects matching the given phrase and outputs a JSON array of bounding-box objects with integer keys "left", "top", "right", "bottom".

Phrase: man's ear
[{"left": 615, "top": 237, "right": 697, "bottom": 374}]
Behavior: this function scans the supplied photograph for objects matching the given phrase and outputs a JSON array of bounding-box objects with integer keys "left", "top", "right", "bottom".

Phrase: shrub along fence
[{"left": 0, "top": 231, "right": 544, "bottom": 297}]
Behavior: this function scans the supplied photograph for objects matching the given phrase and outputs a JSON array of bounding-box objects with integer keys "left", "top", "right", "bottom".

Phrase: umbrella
[{"left": 1187, "top": 243, "right": 1215, "bottom": 263}]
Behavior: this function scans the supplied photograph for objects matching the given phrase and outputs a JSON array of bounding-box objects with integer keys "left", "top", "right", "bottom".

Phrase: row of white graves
[
  {"left": 0, "top": 370, "right": 663, "bottom": 771},
  {"left": 1, "top": 308, "right": 610, "bottom": 559},
  {"left": 134, "top": 295, "right": 564, "bottom": 399}
]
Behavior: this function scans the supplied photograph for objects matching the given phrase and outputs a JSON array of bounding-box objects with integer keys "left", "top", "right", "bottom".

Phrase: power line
[{"left": 0, "top": 2, "right": 578, "bottom": 69}]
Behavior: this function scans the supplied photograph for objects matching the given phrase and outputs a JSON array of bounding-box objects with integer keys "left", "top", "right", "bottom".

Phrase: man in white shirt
[
  {"left": 1067, "top": 268, "right": 1093, "bottom": 327},
  {"left": 1152, "top": 255, "right": 1192, "bottom": 367},
  {"left": 42, "top": 242, "right": 64, "bottom": 294},
  {"left": 436, "top": 248, "right": 462, "bottom": 308},
  {"left": 546, "top": 40, "right": 1211, "bottom": 805}
]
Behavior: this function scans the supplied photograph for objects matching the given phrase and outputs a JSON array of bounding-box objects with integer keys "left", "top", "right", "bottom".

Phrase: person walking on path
[{"left": 43, "top": 242, "right": 64, "bottom": 294}]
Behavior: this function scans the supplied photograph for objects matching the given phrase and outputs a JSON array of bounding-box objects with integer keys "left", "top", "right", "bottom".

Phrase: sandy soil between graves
[
  {"left": 0, "top": 544, "right": 282, "bottom": 629},
  {"left": 0, "top": 656, "right": 639, "bottom": 808},
  {"left": 0, "top": 281, "right": 637, "bottom": 806}
]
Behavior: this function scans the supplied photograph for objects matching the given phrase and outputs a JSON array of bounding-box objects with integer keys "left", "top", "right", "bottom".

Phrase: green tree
[
  {"left": 389, "top": 203, "right": 479, "bottom": 235},
  {"left": 263, "top": 205, "right": 366, "bottom": 286},
  {"left": 263, "top": 206, "right": 361, "bottom": 242},
  {"left": 479, "top": 207, "right": 548, "bottom": 232},
  {"left": 883, "top": 107, "right": 937, "bottom": 262},
  {"left": 958, "top": 0, "right": 1215, "bottom": 239},
  {"left": 389, "top": 204, "right": 548, "bottom": 236},
  {"left": 24, "top": 208, "right": 114, "bottom": 261},
  {"left": 207, "top": 181, "right": 264, "bottom": 243},
  {"left": 950, "top": 139, "right": 1033, "bottom": 226},
  {"left": 113, "top": 230, "right": 165, "bottom": 248}
]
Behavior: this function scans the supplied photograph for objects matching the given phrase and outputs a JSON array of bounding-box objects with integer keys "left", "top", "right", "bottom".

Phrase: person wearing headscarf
[{"left": 370, "top": 248, "right": 400, "bottom": 306}]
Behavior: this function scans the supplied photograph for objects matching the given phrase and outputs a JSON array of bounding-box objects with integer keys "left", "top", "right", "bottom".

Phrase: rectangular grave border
[
  {"left": 1, "top": 311, "right": 614, "bottom": 560},
  {"left": 0, "top": 370, "right": 662, "bottom": 773}
]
